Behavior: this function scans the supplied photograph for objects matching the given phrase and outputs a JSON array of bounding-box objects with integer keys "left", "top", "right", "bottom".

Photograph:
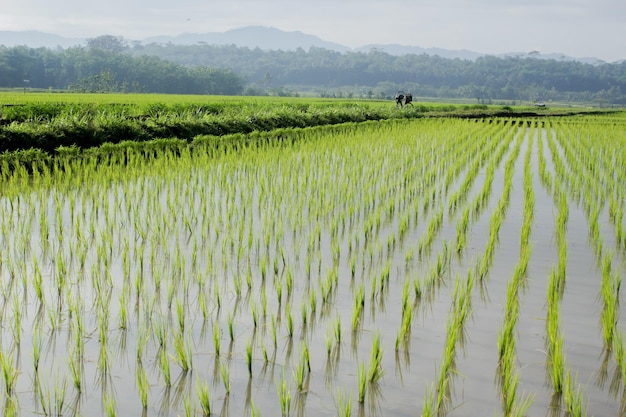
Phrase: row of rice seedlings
[
  {"left": 445, "top": 120, "right": 508, "bottom": 216},
  {"left": 557, "top": 119, "right": 616, "bottom": 210},
  {"left": 557, "top": 119, "right": 626, "bottom": 262},
  {"left": 422, "top": 271, "right": 473, "bottom": 415},
  {"left": 549, "top": 121, "right": 626, "bottom": 394},
  {"left": 455, "top": 125, "right": 516, "bottom": 253},
  {"left": 599, "top": 252, "right": 621, "bottom": 350},
  {"left": 541, "top": 157, "right": 590, "bottom": 416},
  {"left": 496, "top": 127, "right": 536, "bottom": 416},
  {"left": 476, "top": 126, "right": 526, "bottom": 281}
]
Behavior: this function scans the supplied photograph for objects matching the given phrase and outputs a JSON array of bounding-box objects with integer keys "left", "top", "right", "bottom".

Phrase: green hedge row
[{"left": 0, "top": 104, "right": 422, "bottom": 154}]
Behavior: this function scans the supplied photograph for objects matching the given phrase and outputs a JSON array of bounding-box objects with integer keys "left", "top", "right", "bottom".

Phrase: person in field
[
  {"left": 395, "top": 91, "right": 405, "bottom": 108},
  {"left": 404, "top": 93, "right": 413, "bottom": 106}
]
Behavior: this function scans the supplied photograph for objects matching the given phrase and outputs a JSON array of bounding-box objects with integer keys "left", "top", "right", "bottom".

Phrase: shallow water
[{"left": 0, "top": 117, "right": 624, "bottom": 416}]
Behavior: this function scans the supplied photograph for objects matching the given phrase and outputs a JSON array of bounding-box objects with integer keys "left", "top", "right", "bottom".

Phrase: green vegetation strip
[{"left": 1, "top": 93, "right": 618, "bottom": 159}]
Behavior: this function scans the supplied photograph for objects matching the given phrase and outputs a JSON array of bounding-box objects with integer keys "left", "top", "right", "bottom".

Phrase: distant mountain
[
  {"left": 143, "top": 26, "right": 351, "bottom": 52},
  {"left": 0, "top": 26, "right": 611, "bottom": 64},
  {"left": 0, "top": 30, "right": 84, "bottom": 48}
]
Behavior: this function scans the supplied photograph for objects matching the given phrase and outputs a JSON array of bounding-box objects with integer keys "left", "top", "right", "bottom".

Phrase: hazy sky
[{"left": 2, "top": 0, "right": 624, "bottom": 61}]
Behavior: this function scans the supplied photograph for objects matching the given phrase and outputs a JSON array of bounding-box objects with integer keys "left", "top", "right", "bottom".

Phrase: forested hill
[
  {"left": 1, "top": 35, "right": 624, "bottom": 104},
  {"left": 0, "top": 42, "right": 245, "bottom": 95},
  {"left": 131, "top": 43, "right": 626, "bottom": 104}
]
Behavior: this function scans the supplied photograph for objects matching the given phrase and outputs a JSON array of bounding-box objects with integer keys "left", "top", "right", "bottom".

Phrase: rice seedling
[
  {"left": 104, "top": 393, "right": 116, "bottom": 417},
  {"left": 196, "top": 378, "right": 211, "bottom": 416},
  {"left": 367, "top": 333, "right": 384, "bottom": 384},
  {"left": 285, "top": 302, "right": 294, "bottom": 337},
  {"left": 246, "top": 337, "right": 254, "bottom": 376},
  {"left": 220, "top": 362, "right": 231, "bottom": 395},
  {"left": 276, "top": 372, "right": 291, "bottom": 416},
  {"left": 563, "top": 371, "right": 588, "bottom": 417},
  {"left": 357, "top": 361, "right": 367, "bottom": 403},
  {"left": 271, "top": 313, "right": 278, "bottom": 349},
  {"left": 251, "top": 400, "right": 261, "bottom": 417},
  {"left": 251, "top": 299, "right": 259, "bottom": 329},
  {"left": 293, "top": 357, "right": 307, "bottom": 392},
  {"left": 333, "top": 314, "right": 342, "bottom": 346},
  {"left": 173, "top": 331, "right": 193, "bottom": 372},
  {"left": 0, "top": 351, "right": 18, "bottom": 396},
  {"left": 213, "top": 324, "right": 221, "bottom": 357},
  {"left": 136, "top": 364, "right": 149, "bottom": 409},
  {"left": 159, "top": 348, "right": 171, "bottom": 387},
  {"left": 336, "top": 388, "right": 352, "bottom": 417}
]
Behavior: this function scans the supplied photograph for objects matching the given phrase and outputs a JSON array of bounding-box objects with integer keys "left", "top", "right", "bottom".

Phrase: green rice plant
[
  {"left": 104, "top": 393, "right": 116, "bottom": 417},
  {"left": 227, "top": 312, "right": 235, "bottom": 342},
  {"left": 251, "top": 399, "right": 261, "bottom": 417},
  {"left": 286, "top": 302, "right": 294, "bottom": 337},
  {"left": 357, "top": 361, "right": 367, "bottom": 403},
  {"left": 136, "top": 364, "right": 149, "bottom": 409},
  {"left": 261, "top": 342, "right": 269, "bottom": 364},
  {"left": 326, "top": 334, "right": 333, "bottom": 357},
  {"left": 261, "top": 285, "right": 268, "bottom": 317},
  {"left": 421, "top": 383, "right": 436, "bottom": 417},
  {"left": 336, "top": 388, "right": 352, "bottom": 417},
  {"left": 276, "top": 280, "right": 283, "bottom": 305},
  {"left": 251, "top": 299, "right": 259, "bottom": 329},
  {"left": 32, "top": 328, "right": 42, "bottom": 373},
  {"left": 276, "top": 372, "right": 291, "bottom": 416},
  {"left": 367, "top": 333, "right": 384, "bottom": 384},
  {"left": 333, "top": 314, "right": 342, "bottom": 346},
  {"left": 511, "top": 392, "right": 535, "bottom": 417},
  {"left": 548, "top": 332, "right": 565, "bottom": 394},
  {"left": 0, "top": 351, "right": 18, "bottom": 395},
  {"left": 293, "top": 357, "right": 307, "bottom": 392},
  {"left": 176, "top": 297, "right": 186, "bottom": 333},
  {"left": 196, "top": 378, "right": 211, "bottom": 416},
  {"left": 309, "top": 290, "right": 317, "bottom": 316},
  {"left": 183, "top": 392, "right": 192, "bottom": 417},
  {"left": 214, "top": 280, "right": 222, "bottom": 311},
  {"left": 159, "top": 348, "right": 171, "bottom": 387},
  {"left": 301, "top": 341, "right": 311, "bottom": 372},
  {"left": 173, "top": 332, "right": 192, "bottom": 372},
  {"left": 213, "top": 324, "right": 221, "bottom": 357},
  {"left": 153, "top": 316, "right": 168, "bottom": 350},
  {"left": 351, "top": 300, "right": 362, "bottom": 332},
  {"left": 563, "top": 370, "right": 587, "bottom": 417},
  {"left": 54, "top": 378, "right": 69, "bottom": 417},
  {"left": 68, "top": 349, "right": 82, "bottom": 393},
  {"left": 3, "top": 396, "right": 17, "bottom": 417},
  {"left": 246, "top": 337, "right": 254, "bottom": 376},
  {"left": 220, "top": 362, "right": 230, "bottom": 395},
  {"left": 413, "top": 278, "right": 422, "bottom": 300},
  {"left": 286, "top": 267, "right": 294, "bottom": 299},
  {"left": 234, "top": 274, "right": 242, "bottom": 297},
  {"left": 271, "top": 313, "right": 278, "bottom": 349}
]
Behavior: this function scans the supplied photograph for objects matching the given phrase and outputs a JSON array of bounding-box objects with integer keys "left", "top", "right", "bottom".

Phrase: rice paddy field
[{"left": 0, "top": 106, "right": 625, "bottom": 417}]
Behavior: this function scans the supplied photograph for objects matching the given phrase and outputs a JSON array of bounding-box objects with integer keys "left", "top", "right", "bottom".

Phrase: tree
[{"left": 87, "top": 35, "right": 127, "bottom": 53}]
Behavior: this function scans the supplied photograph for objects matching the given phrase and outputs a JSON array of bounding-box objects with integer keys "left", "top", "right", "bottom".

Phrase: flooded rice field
[{"left": 0, "top": 116, "right": 625, "bottom": 416}]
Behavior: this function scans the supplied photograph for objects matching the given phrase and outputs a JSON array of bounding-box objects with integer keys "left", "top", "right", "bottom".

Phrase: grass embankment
[{"left": 0, "top": 93, "right": 619, "bottom": 167}]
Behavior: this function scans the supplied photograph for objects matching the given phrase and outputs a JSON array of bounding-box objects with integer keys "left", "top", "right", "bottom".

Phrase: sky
[{"left": 1, "top": 0, "right": 625, "bottom": 62}]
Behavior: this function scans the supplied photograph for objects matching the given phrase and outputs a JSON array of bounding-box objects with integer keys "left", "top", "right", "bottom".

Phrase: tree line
[
  {"left": 0, "top": 37, "right": 244, "bottom": 95},
  {"left": 1, "top": 35, "right": 624, "bottom": 104},
  {"left": 131, "top": 42, "right": 626, "bottom": 104}
]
